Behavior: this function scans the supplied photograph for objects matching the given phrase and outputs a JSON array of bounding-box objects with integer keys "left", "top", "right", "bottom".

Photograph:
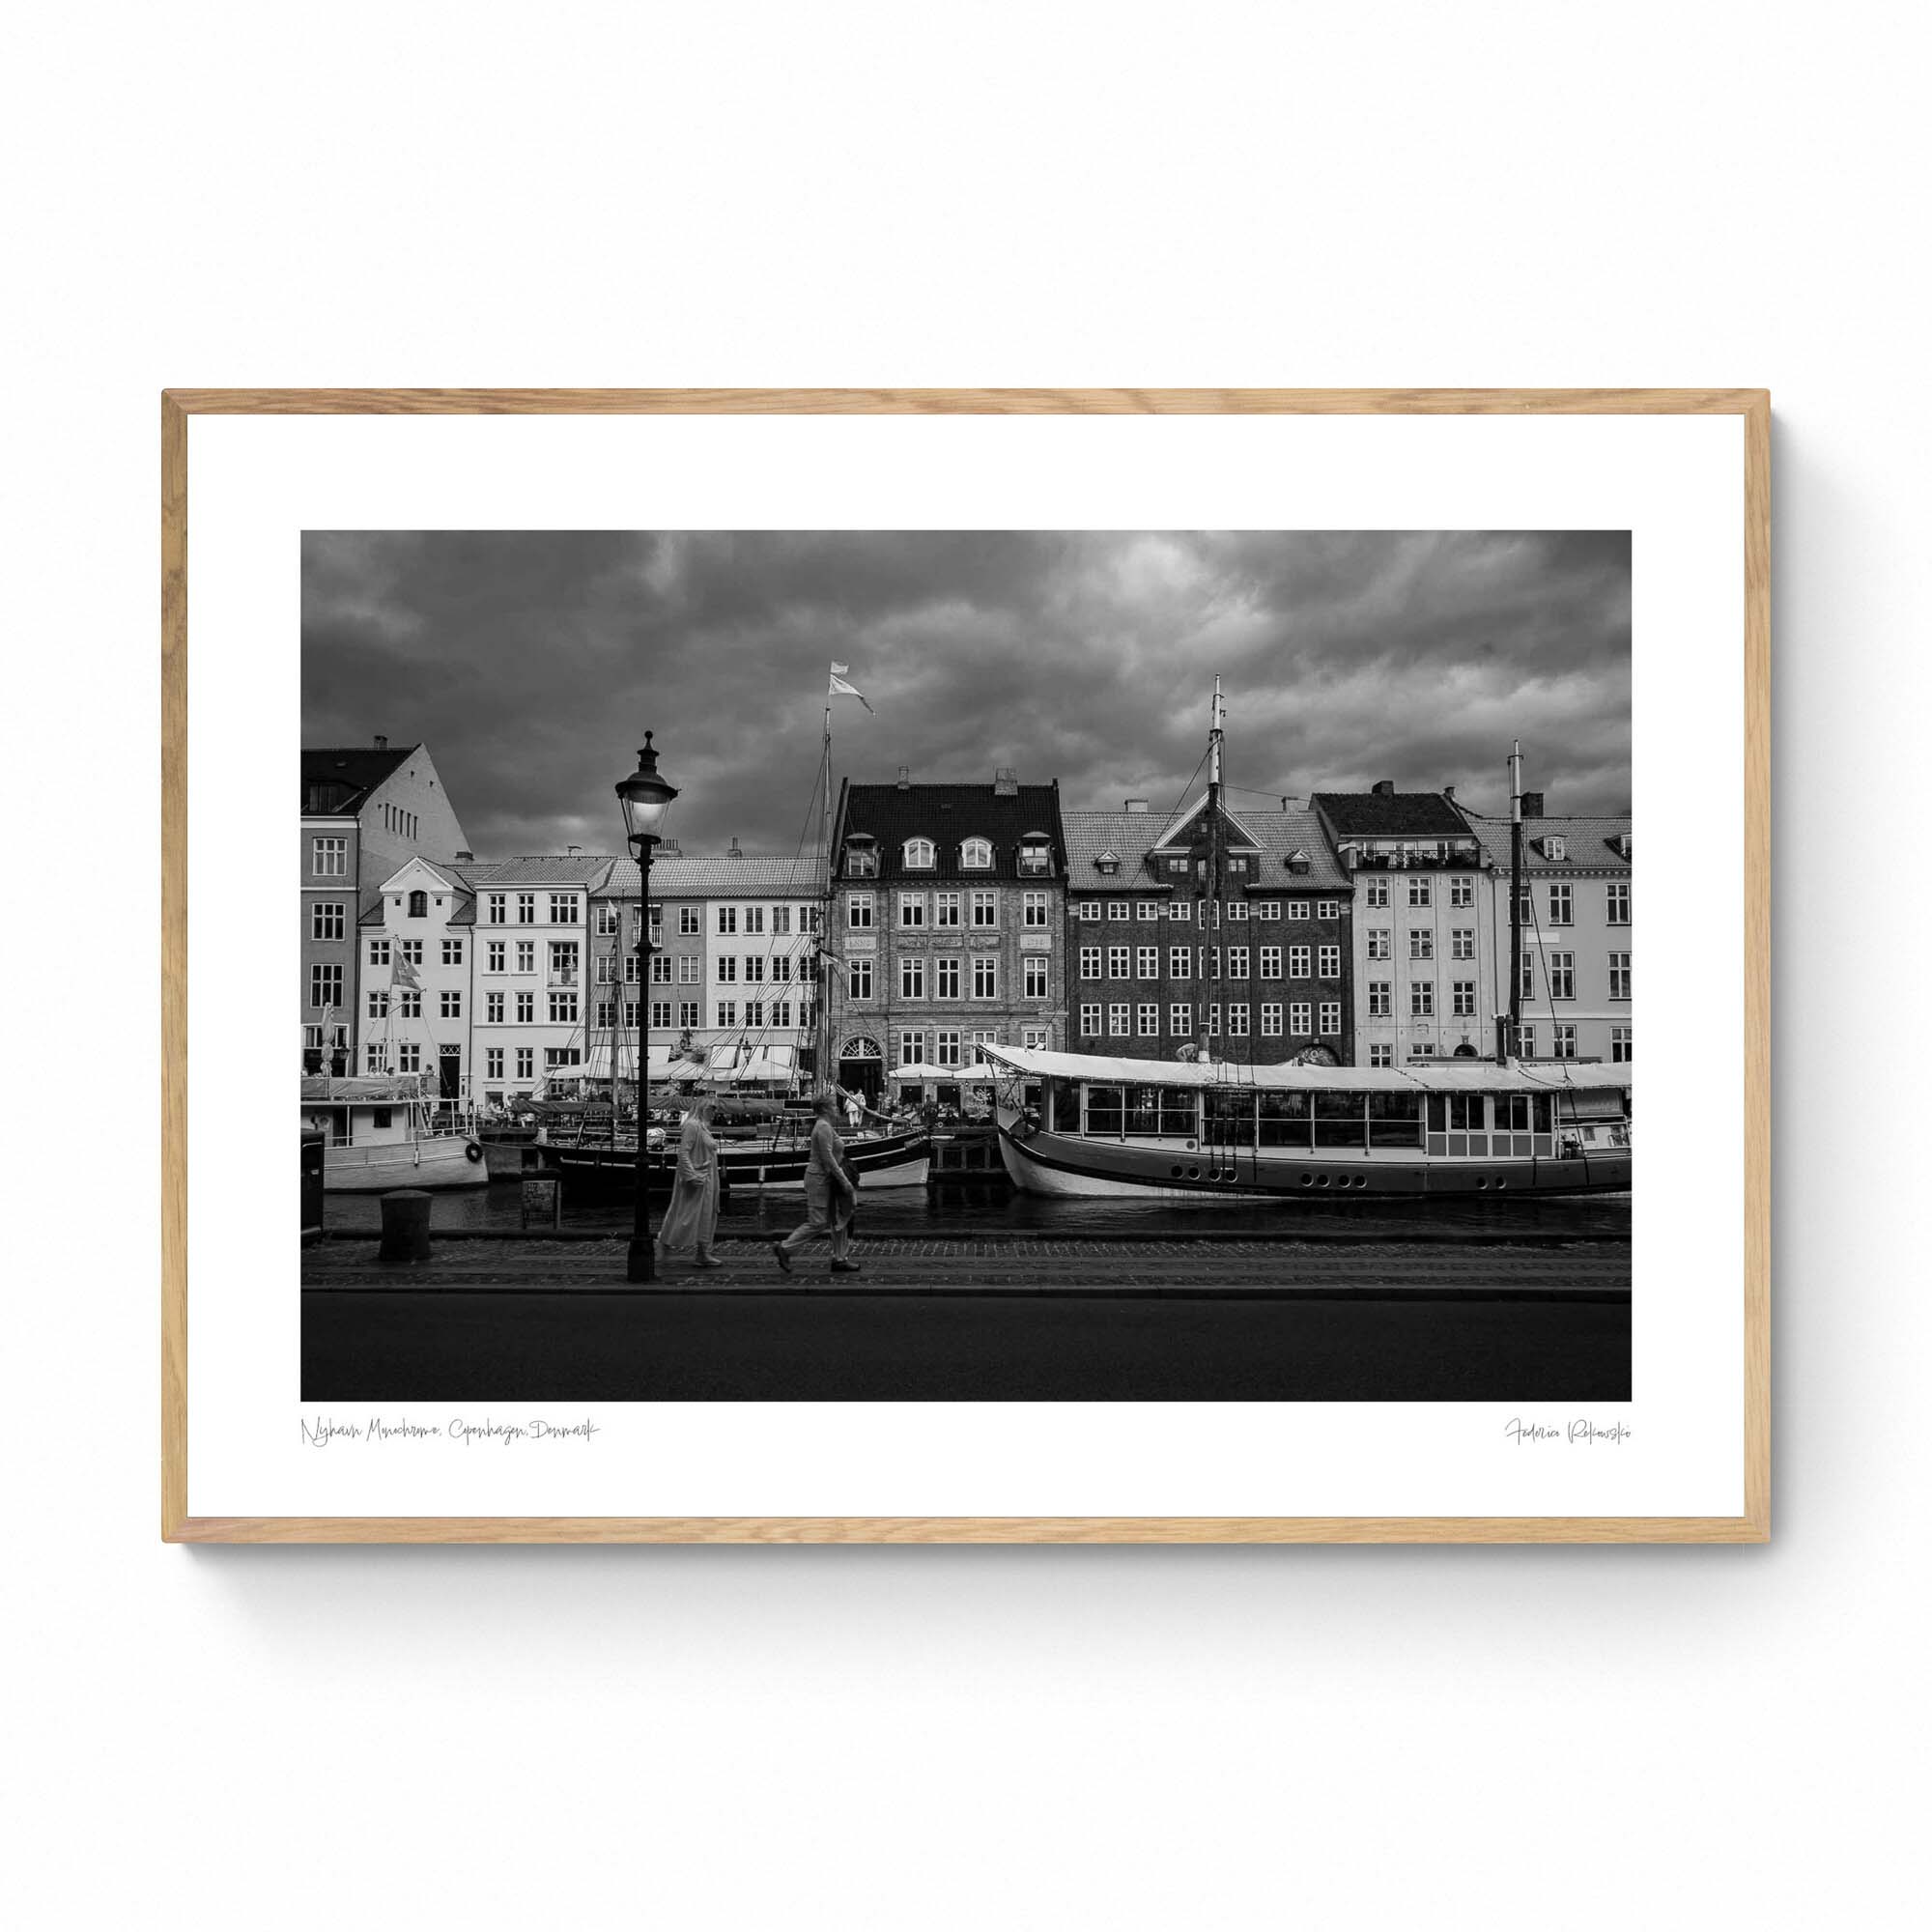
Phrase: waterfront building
[
  {"left": 591, "top": 844, "right": 827, "bottom": 1091},
  {"left": 468, "top": 853, "right": 609, "bottom": 1104},
  {"left": 1455, "top": 800, "right": 1634, "bottom": 1065},
  {"left": 826, "top": 771, "right": 1067, "bottom": 1102},
  {"left": 1061, "top": 794, "right": 1355, "bottom": 1066},
  {"left": 1311, "top": 785, "right": 1489, "bottom": 1067},
  {"left": 356, "top": 856, "right": 476, "bottom": 1098},
  {"left": 299, "top": 738, "right": 469, "bottom": 1072}
]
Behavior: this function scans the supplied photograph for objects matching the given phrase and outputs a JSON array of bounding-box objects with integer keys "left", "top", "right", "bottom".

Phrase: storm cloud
[{"left": 302, "top": 530, "right": 1630, "bottom": 860}]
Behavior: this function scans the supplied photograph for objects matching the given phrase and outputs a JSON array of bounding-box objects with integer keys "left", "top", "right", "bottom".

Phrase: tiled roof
[
  {"left": 1458, "top": 812, "right": 1633, "bottom": 871},
  {"left": 1061, "top": 805, "right": 1350, "bottom": 892},
  {"left": 299, "top": 744, "right": 415, "bottom": 814},
  {"left": 831, "top": 781, "right": 1066, "bottom": 882},
  {"left": 471, "top": 854, "right": 619, "bottom": 887},
  {"left": 597, "top": 854, "right": 830, "bottom": 899},
  {"left": 1312, "top": 791, "right": 1469, "bottom": 837}
]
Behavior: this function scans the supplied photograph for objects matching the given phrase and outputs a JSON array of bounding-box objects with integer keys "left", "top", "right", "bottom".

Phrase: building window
[
  {"left": 1369, "top": 1042, "right": 1393, "bottom": 1068},
  {"left": 516, "top": 992, "right": 534, "bottom": 1023},
  {"left": 441, "top": 990, "right": 462, "bottom": 1019},
  {"left": 971, "top": 891, "right": 998, "bottom": 929},
  {"left": 1408, "top": 930, "right": 1434, "bottom": 961},
  {"left": 1259, "top": 945, "right": 1282, "bottom": 980},
  {"left": 1548, "top": 952, "right": 1576, "bottom": 1000},
  {"left": 1135, "top": 899, "right": 1161, "bottom": 922},
  {"left": 848, "top": 956, "right": 873, "bottom": 1001},
  {"left": 1612, "top": 1026, "right": 1632, "bottom": 1063},
  {"left": 935, "top": 891, "right": 961, "bottom": 928},
  {"left": 1228, "top": 1003, "right": 1250, "bottom": 1037},
  {"left": 1023, "top": 891, "right": 1051, "bottom": 928},
  {"left": 1452, "top": 980, "right": 1477, "bottom": 1017},
  {"left": 1024, "top": 955, "right": 1049, "bottom": 998},
  {"left": 1548, "top": 1023, "right": 1577, "bottom": 1059},
  {"left": 847, "top": 893, "right": 874, "bottom": 931},
  {"left": 1449, "top": 877, "right": 1474, "bottom": 908},
  {"left": 743, "top": 955, "right": 764, "bottom": 984},
  {"left": 1406, "top": 879, "right": 1431, "bottom": 909},
  {"left": 406, "top": 889, "right": 429, "bottom": 919},
  {"left": 1079, "top": 1004, "right": 1102, "bottom": 1037},
  {"left": 898, "top": 893, "right": 927, "bottom": 929},
  {"left": 1318, "top": 944, "right": 1341, "bottom": 978},
  {"left": 1170, "top": 1002, "right": 1193, "bottom": 1036},
  {"left": 1226, "top": 900, "right": 1249, "bottom": 921},
  {"left": 368, "top": 936, "right": 390, "bottom": 967},
  {"left": 1514, "top": 1024, "right": 1536, "bottom": 1058},
  {"left": 650, "top": 954, "right": 672, "bottom": 984},
  {"left": 485, "top": 992, "right": 503, "bottom": 1023},
  {"left": 928, "top": 1029, "right": 959, "bottom": 1066},
  {"left": 596, "top": 903, "right": 619, "bottom": 936},
  {"left": 396, "top": 1042, "right": 421, "bottom": 1073},
  {"left": 1364, "top": 879, "right": 1388, "bottom": 908},
  {"left": 441, "top": 939, "right": 463, "bottom": 966},
  {"left": 515, "top": 1048, "right": 534, "bottom": 1080},
  {"left": 1137, "top": 946, "right": 1159, "bottom": 980},
  {"left": 1409, "top": 1042, "right": 1435, "bottom": 1061},
  {"left": 1075, "top": 901, "right": 1101, "bottom": 922},
  {"left": 716, "top": 956, "right": 738, "bottom": 984},
  {"left": 1165, "top": 902, "right": 1190, "bottom": 923},
  {"left": 1289, "top": 944, "right": 1311, "bottom": 978},
  {"left": 367, "top": 991, "right": 389, "bottom": 1020},
  {"left": 934, "top": 956, "right": 960, "bottom": 999},
  {"left": 1107, "top": 901, "right": 1131, "bottom": 922},
  {"left": 1022, "top": 1026, "right": 1049, "bottom": 1050},
  {"left": 1607, "top": 883, "right": 1631, "bottom": 925},
  {"left": 595, "top": 1000, "right": 615, "bottom": 1031},
  {"left": 1255, "top": 900, "right": 1281, "bottom": 922},
  {"left": 955, "top": 837, "right": 990, "bottom": 869},
  {"left": 311, "top": 837, "right": 348, "bottom": 877},
  {"left": 972, "top": 955, "right": 999, "bottom": 999},
  {"left": 1205, "top": 1005, "right": 1221, "bottom": 1037},
  {"left": 308, "top": 963, "right": 342, "bottom": 1009},
  {"left": 1227, "top": 946, "right": 1250, "bottom": 980},
  {"left": 398, "top": 939, "right": 424, "bottom": 966},
  {"left": 899, "top": 1030, "right": 927, "bottom": 1066},
  {"left": 486, "top": 941, "right": 504, "bottom": 973},
  {"left": 1609, "top": 952, "right": 1631, "bottom": 1001},
  {"left": 1260, "top": 1003, "right": 1283, "bottom": 1037},
  {"left": 1080, "top": 947, "right": 1102, "bottom": 980},
  {"left": 1317, "top": 899, "right": 1342, "bottom": 920},
  {"left": 517, "top": 893, "right": 536, "bottom": 924},
  {"left": 1290, "top": 1001, "right": 1312, "bottom": 1036},
  {"left": 1548, "top": 883, "right": 1573, "bottom": 925},
  {"left": 1319, "top": 1002, "right": 1341, "bottom": 1035},
  {"left": 900, "top": 957, "right": 925, "bottom": 1000},
  {"left": 1287, "top": 901, "right": 1310, "bottom": 922},
  {"left": 904, "top": 838, "right": 936, "bottom": 869},
  {"left": 485, "top": 1048, "right": 504, "bottom": 1079},
  {"left": 311, "top": 900, "right": 345, "bottom": 942},
  {"left": 675, "top": 1002, "right": 698, "bottom": 1029},
  {"left": 1169, "top": 946, "right": 1191, "bottom": 980},
  {"left": 1108, "top": 945, "right": 1130, "bottom": 979},
  {"left": 1367, "top": 981, "right": 1391, "bottom": 1017},
  {"left": 1108, "top": 1003, "right": 1130, "bottom": 1037},
  {"left": 716, "top": 1001, "right": 737, "bottom": 1026},
  {"left": 1411, "top": 980, "right": 1435, "bottom": 1017},
  {"left": 549, "top": 992, "right": 577, "bottom": 1023},
  {"left": 487, "top": 894, "right": 506, "bottom": 924}
]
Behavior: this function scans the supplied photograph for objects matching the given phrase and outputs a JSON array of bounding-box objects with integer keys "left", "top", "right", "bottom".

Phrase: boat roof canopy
[
  {"left": 980, "top": 1044, "right": 1632, "bottom": 1095},
  {"left": 299, "top": 1074, "right": 435, "bottom": 1104}
]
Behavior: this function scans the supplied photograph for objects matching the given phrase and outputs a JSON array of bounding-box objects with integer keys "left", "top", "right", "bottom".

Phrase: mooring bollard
[
  {"left": 378, "top": 1188, "right": 434, "bottom": 1265},
  {"left": 521, "top": 1172, "right": 562, "bottom": 1231}
]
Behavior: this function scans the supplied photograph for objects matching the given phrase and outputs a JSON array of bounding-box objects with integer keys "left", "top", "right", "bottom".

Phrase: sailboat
[
  {"left": 547, "top": 668, "right": 931, "bottom": 1195},
  {"left": 983, "top": 693, "right": 1631, "bottom": 1201}
]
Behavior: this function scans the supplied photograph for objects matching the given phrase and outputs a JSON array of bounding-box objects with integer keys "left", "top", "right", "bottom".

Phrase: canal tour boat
[
  {"left": 980, "top": 1045, "right": 1631, "bottom": 1200},
  {"left": 298, "top": 1073, "right": 488, "bottom": 1192}
]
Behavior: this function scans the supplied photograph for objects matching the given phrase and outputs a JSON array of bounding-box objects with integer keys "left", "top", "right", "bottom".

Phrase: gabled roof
[
  {"left": 469, "top": 854, "right": 618, "bottom": 888},
  {"left": 1150, "top": 791, "right": 1263, "bottom": 854},
  {"left": 598, "top": 855, "right": 830, "bottom": 899},
  {"left": 1061, "top": 806, "right": 1350, "bottom": 892},
  {"left": 1457, "top": 811, "right": 1633, "bottom": 872},
  {"left": 300, "top": 744, "right": 416, "bottom": 815},
  {"left": 1312, "top": 791, "right": 1470, "bottom": 838},
  {"left": 831, "top": 781, "right": 1067, "bottom": 882}
]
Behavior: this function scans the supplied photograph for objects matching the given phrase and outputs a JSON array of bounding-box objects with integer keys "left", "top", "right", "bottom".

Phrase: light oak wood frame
[{"left": 161, "top": 388, "right": 1770, "bottom": 1544}]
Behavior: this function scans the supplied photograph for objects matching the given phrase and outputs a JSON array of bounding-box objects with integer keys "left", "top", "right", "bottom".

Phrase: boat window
[
  {"left": 1258, "top": 1092, "right": 1312, "bottom": 1148},
  {"left": 1368, "top": 1092, "right": 1423, "bottom": 1148},
  {"left": 1158, "top": 1087, "right": 1198, "bottom": 1136},
  {"left": 1125, "top": 1086, "right": 1162, "bottom": 1136},
  {"left": 1085, "top": 1087, "right": 1125, "bottom": 1137},
  {"left": 1534, "top": 1094, "right": 1553, "bottom": 1133},
  {"left": 372, "top": 1107, "right": 392, "bottom": 1130},
  {"left": 1046, "top": 1077, "right": 1080, "bottom": 1132},
  {"left": 1314, "top": 1091, "right": 1368, "bottom": 1150},
  {"left": 1427, "top": 1094, "right": 1483, "bottom": 1132},
  {"left": 1495, "top": 1094, "right": 1534, "bottom": 1132},
  {"left": 1206, "top": 1090, "right": 1257, "bottom": 1147}
]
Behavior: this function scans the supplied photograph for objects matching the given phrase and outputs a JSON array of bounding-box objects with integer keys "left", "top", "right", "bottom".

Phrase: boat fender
[{"left": 465, "top": 1141, "right": 485, "bottom": 1163}]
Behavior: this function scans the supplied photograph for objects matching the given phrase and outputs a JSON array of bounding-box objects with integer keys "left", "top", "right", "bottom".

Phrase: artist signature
[
  {"left": 1505, "top": 1418, "right": 1632, "bottom": 1447},
  {"left": 300, "top": 1416, "right": 601, "bottom": 1448}
]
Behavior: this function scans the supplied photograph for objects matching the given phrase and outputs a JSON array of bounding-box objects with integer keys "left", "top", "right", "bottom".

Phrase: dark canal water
[{"left": 324, "top": 1178, "right": 1630, "bottom": 1242}]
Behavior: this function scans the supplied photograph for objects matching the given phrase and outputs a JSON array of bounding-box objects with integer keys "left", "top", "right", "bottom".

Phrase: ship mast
[
  {"left": 1507, "top": 739, "right": 1525, "bottom": 1059},
  {"left": 1204, "top": 676, "right": 1224, "bottom": 1055}
]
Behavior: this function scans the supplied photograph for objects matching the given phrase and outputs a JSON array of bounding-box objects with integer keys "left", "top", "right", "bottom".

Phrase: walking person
[
  {"left": 657, "top": 1097, "right": 724, "bottom": 1270},
  {"left": 772, "top": 1091, "right": 860, "bottom": 1276}
]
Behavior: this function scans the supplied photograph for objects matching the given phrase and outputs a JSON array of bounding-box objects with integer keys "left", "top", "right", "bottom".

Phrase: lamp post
[{"left": 615, "top": 733, "right": 680, "bottom": 1283}]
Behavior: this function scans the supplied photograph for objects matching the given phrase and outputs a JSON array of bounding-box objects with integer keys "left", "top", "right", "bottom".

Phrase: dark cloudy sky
[{"left": 302, "top": 531, "right": 1630, "bottom": 860}]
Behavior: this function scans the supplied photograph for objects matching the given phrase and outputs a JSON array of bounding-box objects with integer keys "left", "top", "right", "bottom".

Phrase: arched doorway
[{"left": 838, "top": 1035, "right": 884, "bottom": 1103}]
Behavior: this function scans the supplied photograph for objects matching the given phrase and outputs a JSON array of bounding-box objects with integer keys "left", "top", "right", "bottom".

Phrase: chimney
[
  {"left": 897, "top": 766, "right": 911, "bottom": 790},
  {"left": 994, "top": 767, "right": 1018, "bottom": 797},
  {"left": 659, "top": 838, "right": 680, "bottom": 857},
  {"left": 1124, "top": 797, "right": 1150, "bottom": 814},
  {"left": 1520, "top": 790, "right": 1545, "bottom": 817},
  {"left": 374, "top": 734, "right": 388, "bottom": 751},
  {"left": 1372, "top": 779, "right": 1395, "bottom": 797},
  {"left": 727, "top": 836, "right": 744, "bottom": 859},
  {"left": 567, "top": 844, "right": 581, "bottom": 856},
  {"left": 455, "top": 849, "right": 474, "bottom": 863},
  {"left": 1442, "top": 784, "right": 1455, "bottom": 802}
]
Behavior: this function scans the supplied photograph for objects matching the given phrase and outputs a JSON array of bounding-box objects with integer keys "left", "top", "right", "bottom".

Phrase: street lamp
[{"left": 615, "top": 733, "right": 680, "bottom": 1283}]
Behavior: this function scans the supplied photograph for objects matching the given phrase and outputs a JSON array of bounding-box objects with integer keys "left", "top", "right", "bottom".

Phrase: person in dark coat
[{"left": 772, "top": 1093, "right": 859, "bottom": 1275}]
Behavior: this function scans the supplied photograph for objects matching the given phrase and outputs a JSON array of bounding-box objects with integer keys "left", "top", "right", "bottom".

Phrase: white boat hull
[{"left": 322, "top": 1136, "right": 489, "bottom": 1192}]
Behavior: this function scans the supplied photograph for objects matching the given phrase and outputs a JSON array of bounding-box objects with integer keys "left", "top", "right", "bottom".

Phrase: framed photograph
[{"left": 161, "top": 388, "right": 1768, "bottom": 1543}]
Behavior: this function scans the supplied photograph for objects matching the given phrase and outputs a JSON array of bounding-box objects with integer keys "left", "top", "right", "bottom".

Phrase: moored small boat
[{"left": 300, "top": 1074, "right": 488, "bottom": 1191}]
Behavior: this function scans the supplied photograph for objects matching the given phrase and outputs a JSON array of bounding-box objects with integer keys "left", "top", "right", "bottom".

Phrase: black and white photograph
[{"left": 300, "top": 529, "right": 1634, "bottom": 1403}]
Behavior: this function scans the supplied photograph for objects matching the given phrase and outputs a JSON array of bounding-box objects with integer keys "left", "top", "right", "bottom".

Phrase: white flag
[
  {"left": 828, "top": 665, "right": 874, "bottom": 713},
  {"left": 391, "top": 952, "right": 422, "bottom": 989}
]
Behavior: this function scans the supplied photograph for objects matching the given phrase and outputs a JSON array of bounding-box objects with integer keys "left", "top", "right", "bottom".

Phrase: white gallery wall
[{"left": 4, "top": 3, "right": 1925, "bottom": 1926}]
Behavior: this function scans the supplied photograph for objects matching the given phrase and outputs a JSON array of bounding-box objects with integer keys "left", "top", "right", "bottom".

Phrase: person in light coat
[
  {"left": 656, "top": 1098, "right": 724, "bottom": 1269},
  {"left": 772, "top": 1092, "right": 859, "bottom": 1276}
]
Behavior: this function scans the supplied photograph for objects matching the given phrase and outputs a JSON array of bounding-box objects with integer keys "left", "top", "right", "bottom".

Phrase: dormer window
[
  {"left": 1612, "top": 833, "right": 1632, "bottom": 861},
  {"left": 1016, "top": 836, "right": 1050, "bottom": 876},
  {"left": 961, "top": 837, "right": 993, "bottom": 869},
  {"left": 1541, "top": 836, "right": 1567, "bottom": 862},
  {"left": 1226, "top": 856, "right": 1247, "bottom": 876},
  {"left": 1286, "top": 850, "right": 1312, "bottom": 875},
  {"left": 904, "top": 838, "right": 936, "bottom": 870},
  {"left": 844, "top": 837, "right": 878, "bottom": 879},
  {"left": 1165, "top": 855, "right": 1187, "bottom": 875},
  {"left": 407, "top": 889, "right": 429, "bottom": 918},
  {"left": 1094, "top": 851, "right": 1121, "bottom": 875}
]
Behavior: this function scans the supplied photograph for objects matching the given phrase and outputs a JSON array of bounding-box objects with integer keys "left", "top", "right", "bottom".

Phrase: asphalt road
[{"left": 302, "top": 1289, "right": 1631, "bottom": 1402}]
